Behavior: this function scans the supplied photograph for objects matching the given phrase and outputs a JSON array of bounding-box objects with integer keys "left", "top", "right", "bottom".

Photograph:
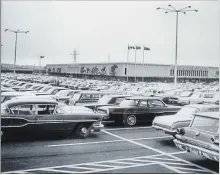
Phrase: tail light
[
  {"left": 211, "top": 136, "right": 219, "bottom": 144},
  {"left": 177, "top": 128, "right": 185, "bottom": 135}
]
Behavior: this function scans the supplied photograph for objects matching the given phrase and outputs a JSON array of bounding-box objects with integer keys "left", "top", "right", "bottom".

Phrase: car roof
[
  {"left": 104, "top": 94, "right": 132, "bottom": 98},
  {"left": 3, "top": 98, "right": 58, "bottom": 107},
  {"left": 125, "top": 96, "right": 161, "bottom": 100},
  {"left": 1, "top": 92, "right": 35, "bottom": 96},
  {"left": 75, "top": 91, "right": 115, "bottom": 94},
  {"left": 195, "top": 112, "right": 219, "bottom": 119}
]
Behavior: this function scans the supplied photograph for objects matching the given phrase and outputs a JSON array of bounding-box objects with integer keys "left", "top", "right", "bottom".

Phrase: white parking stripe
[
  {"left": 80, "top": 162, "right": 157, "bottom": 174},
  {"left": 104, "top": 126, "right": 153, "bottom": 131},
  {"left": 3, "top": 151, "right": 185, "bottom": 174},
  {"left": 171, "top": 166, "right": 213, "bottom": 172},
  {"left": 45, "top": 136, "right": 172, "bottom": 147},
  {"left": 157, "top": 163, "right": 183, "bottom": 174},
  {"left": 102, "top": 129, "right": 217, "bottom": 174},
  {"left": 39, "top": 168, "right": 77, "bottom": 174}
]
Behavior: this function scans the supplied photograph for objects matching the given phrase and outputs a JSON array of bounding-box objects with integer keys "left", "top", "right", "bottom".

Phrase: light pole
[
  {"left": 5, "top": 29, "right": 29, "bottom": 77},
  {"left": 39, "top": 56, "right": 45, "bottom": 74},
  {"left": 157, "top": 5, "right": 198, "bottom": 86}
]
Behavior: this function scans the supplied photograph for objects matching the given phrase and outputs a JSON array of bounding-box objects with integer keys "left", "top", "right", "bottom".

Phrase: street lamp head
[
  {"left": 156, "top": 7, "right": 160, "bottom": 10},
  {"left": 183, "top": 12, "right": 186, "bottom": 14},
  {"left": 165, "top": 11, "right": 168, "bottom": 14},
  {"left": 188, "top": 6, "right": 191, "bottom": 8},
  {"left": 195, "top": 10, "right": 198, "bottom": 12},
  {"left": 4, "top": 29, "right": 8, "bottom": 32},
  {"left": 25, "top": 31, "right": 29, "bottom": 34}
]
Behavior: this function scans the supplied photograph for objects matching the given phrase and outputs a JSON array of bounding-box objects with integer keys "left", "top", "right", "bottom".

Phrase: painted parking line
[
  {"left": 3, "top": 151, "right": 186, "bottom": 174},
  {"left": 102, "top": 129, "right": 217, "bottom": 174},
  {"left": 45, "top": 136, "right": 172, "bottom": 147},
  {"left": 104, "top": 126, "right": 153, "bottom": 131}
]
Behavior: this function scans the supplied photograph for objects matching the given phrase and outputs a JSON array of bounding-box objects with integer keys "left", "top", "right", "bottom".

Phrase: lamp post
[
  {"left": 157, "top": 5, "right": 198, "bottom": 87},
  {"left": 39, "top": 56, "right": 45, "bottom": 74},
  {"left": 4, "top": 29, "right": 29, "bottom": 78}
]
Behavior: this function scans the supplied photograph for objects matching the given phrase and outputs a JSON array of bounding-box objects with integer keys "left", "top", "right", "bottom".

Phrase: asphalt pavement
[{"left": 1, "top": 123, "right": 219, "bottom": 174}]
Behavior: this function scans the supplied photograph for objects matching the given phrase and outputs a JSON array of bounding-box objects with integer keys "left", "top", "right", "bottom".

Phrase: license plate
[{"left": 191, "top": 148, "right": 199, "bottom": 155}]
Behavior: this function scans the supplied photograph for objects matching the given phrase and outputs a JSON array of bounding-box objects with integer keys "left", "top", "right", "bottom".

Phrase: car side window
[
  {"left": 55, "top": 106, "right": 65, "bottom": 114},
  {"left": 10, "top": 105, "right": 35, "bottom": 115},
  {"left": 115, "top": 97, "right": 124, "bottom": 105},
  {"left": 148, "top": 100, "right": 164, "bottom": 108},
  {"left": 138, "top": 100, "right": 148, "bottom": 107},
  {"left": 37, "top": 104, "right": 56, "bottom": 115},
  {"left": 51, "top": 89, "right": 59, "bottom": 95}
]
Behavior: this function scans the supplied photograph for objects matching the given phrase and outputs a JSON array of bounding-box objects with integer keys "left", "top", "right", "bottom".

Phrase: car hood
[{"left": 153, "top": 114, "right": 191, "bottom": 128}]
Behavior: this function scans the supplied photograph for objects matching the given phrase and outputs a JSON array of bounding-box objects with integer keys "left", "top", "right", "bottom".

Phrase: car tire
[
  {"left": 74, "top": 124, "right": 90, "bottom": 139},
  {"left": 123, "top": 115, "right": 137, "bottom": 126}
]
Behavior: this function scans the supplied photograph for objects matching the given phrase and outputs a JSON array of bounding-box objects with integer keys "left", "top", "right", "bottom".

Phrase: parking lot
[{"left": 2, "top": 123, "right": 219, "bottom": 174}]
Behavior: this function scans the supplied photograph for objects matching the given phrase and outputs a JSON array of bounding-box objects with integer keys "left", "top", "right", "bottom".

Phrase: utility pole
[
  {"left": 5, "top": 29, "right": 29, "bottom": 78},
  {"left": 70, "top": 49, "right": 79, "bottom": 64},
  {"left": 157, "top": 5, "right": 198, "bottom": 87}
]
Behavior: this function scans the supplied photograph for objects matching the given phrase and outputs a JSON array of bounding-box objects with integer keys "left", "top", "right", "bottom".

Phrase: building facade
[{"left": 46, "top": 62, "right": 219, "bottom": 82}]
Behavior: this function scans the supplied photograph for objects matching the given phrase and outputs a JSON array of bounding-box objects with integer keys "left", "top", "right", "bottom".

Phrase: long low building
[{"left": 46, "top": 62, "right": 219, "bottom": 82}]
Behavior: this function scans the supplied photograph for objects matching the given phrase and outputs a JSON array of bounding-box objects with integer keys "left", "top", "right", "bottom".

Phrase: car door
[
  {"left": 7, "top": 104, "right": 37, "bottom": 134},
  {"left": 148, "top": 99, "right": 165, "bottom": 118},
  {"left": 136, "top": 100, "right": 151, "bottom": 122},
  {"left": 35, "top": 104, "right": 64, "bottom": 133}
]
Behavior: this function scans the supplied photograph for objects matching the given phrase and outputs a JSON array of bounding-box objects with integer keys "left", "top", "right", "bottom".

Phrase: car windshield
[
  {"left": 179, "top": 92, "right": 193, "bottom": 97},
  {"left": 1, "top": 103, "right": 10, "bottom": 114},
  {"left": 97, "top": 95, "right": 112, "bottom": 104},
  {"left": 56, "top": 90, "right": 69, "bottom": 96},
  {"left": 119, "top": 99, "right": 138, "bottom": 107},
  {"left": 71, "top": 93, "right": 81, "bottom": 101},
  {"left": 191, "top": 116, "right": 219, "bottom": 133},
  {"left": 177, "top": 106, "right": 199, "bottom": 116}
]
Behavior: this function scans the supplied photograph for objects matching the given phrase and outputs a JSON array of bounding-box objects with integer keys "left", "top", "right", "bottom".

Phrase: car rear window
[{"left": 191, "top": 116, "right": 219, "bottom": 133}]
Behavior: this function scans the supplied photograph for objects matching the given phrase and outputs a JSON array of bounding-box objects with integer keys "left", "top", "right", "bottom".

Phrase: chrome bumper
[
  {"left": 152, "top": 124, "right": 176, "bottom": 135},
  {"left": 90, "top": 122, "right": 104, "bottom": 132},
  {"left": 174, "top": 139, "right": 219, "bottom": 162}
]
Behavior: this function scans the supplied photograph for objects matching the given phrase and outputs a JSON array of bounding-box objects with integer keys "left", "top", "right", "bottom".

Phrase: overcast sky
[{"left": 1, "top": 1, "right": 219, "bottom": 67}]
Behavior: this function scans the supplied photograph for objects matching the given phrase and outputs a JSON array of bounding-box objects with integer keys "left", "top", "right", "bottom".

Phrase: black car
[
  {"left": 84, "top": 94, "right": 132, "bottom": 111},
  {"left": 96, "top": 96, "right": 181, "bottom": 126}
]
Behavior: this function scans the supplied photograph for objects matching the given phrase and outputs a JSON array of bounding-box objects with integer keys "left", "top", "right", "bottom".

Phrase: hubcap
[
  {"left": 81, "top": 127, "right": 88, "bottom": 134},
  {"left": 127, "top": 116, "right": 136, "bottom": 126}
]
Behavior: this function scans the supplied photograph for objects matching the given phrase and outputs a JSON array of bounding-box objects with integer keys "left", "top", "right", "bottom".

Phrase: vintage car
[
  {"left": 152, "top": 104, "right": 219, "bottom": 136},
  {"left": 1, "top": 92, "right": 36, "bottom": 103},
  {"left": 1, "top": 98, "right": 103, "bottom": 140},
  {"left": 173, "top": 112, "right": 219, "bottom": 162},
  {"left": 84, "top": 94, "right": 132, "bottom": 111},
  {"left": 69, "top": 91, "right": 118, "bottom": 106},
  {"left": 96, "top": 96, "right": 181, "bottom": 126}
]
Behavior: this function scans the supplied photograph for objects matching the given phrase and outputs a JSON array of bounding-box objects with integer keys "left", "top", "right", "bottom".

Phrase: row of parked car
[{"left": 1, "top": 73, "right": 219, "bottom": 162}]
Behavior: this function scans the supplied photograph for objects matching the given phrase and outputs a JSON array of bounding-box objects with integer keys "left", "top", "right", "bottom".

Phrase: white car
[{"left": 152, "top": 104, "right": 219, "bottom": 137}]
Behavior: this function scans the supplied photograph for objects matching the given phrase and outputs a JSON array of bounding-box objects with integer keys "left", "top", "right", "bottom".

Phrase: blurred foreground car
[
  {"left": 152, "top": 104, "right": 219, "bottom": 137},
  {"left": 97, "top": 97, "right": 181, "bottom": 126},
  {"left": 1, "top": 98, "right": 103, "bottom": 140},
  {"left": 173, "top": 112, "right": 219, "bottom": 162}
]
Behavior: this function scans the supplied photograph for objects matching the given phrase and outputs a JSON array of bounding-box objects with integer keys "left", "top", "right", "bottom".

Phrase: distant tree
[
  {"left": 48, "top": 68, "right": 51, "bottom": 74},
  {"left": 80, "top": 67, "right": 86, "bottom": 74},
  {"left": 52, "top": 68, "right": 55, "bottom": 72},
  {"left": 91, "top": 66, "right": 99, "bottom": 75},
  {"left": 86, "top": 68, "right": 91, "bottom": 74},
  {"left": 101, "top": 66, "right": 107, "bottom": 76},
  {"left": 109, "top": 64, "right": 118, "bottom": 76}
]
